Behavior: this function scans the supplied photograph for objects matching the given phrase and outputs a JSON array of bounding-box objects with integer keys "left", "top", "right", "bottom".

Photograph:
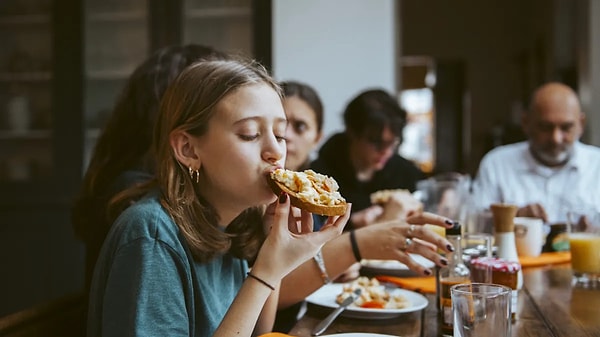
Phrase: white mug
[{"left": 514, "top": 217, "right": 544, "bottom": 257}]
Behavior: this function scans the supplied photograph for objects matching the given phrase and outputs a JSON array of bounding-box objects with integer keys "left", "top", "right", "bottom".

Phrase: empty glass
[{"left": 451, "top": 283, "right": 511, "bottom": 337}]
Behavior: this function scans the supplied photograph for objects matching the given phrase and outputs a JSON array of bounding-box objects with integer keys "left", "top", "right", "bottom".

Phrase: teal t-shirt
[{"left": 87, "top": 193, "right": 248, "bottom": 337}]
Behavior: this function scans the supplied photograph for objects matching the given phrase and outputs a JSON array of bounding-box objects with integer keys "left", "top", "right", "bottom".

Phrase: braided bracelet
[{"left": 246, "top": 272, "right": 275, "bottom": 291}]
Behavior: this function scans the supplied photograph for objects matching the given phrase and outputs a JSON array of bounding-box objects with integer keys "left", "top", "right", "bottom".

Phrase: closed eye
[{"left": 239, "top": 134, "right": 259, "bottom": 141}]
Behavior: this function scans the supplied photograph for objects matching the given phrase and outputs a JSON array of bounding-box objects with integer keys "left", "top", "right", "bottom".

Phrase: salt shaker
[{"left": 490, "top": 203, "right": 522, "bottom": 289}]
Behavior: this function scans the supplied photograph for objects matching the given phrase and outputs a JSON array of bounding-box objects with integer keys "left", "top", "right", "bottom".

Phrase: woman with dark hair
[
  {"left": 72, "top": 44, "right": 228, "bottom": 291},
  {"left": 280, "top": 80, "right": 324, "bottom": 171},
  {"left": 311, "top": 88, "right": 426, "bottom": 229}
]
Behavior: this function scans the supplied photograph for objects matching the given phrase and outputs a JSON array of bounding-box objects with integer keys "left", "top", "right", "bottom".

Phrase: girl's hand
[
  {"left": 354, "top": 212, "right": 455, "bottom": 276},
  {"left": 252, "top": 194, "right": 351, "bottom": 285}
]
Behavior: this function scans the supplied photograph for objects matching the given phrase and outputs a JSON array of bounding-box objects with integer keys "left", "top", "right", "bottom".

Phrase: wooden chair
[{"left": 0, "top": 292, "right": 86, "bottom": 337}]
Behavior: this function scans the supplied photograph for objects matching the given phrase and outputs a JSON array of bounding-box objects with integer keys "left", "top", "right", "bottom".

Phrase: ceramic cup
[{"left": 514, "top": 217, "right": 544, "bottom": 257}]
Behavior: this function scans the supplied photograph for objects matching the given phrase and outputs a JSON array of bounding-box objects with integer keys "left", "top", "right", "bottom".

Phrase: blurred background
[{"left": 0, "top": 0, "right": 598, "bottom": 324}]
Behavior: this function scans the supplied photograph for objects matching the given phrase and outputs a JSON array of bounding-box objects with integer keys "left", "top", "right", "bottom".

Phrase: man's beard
[{"left": 530, "top": 142, "right": 574, "bottom": 167}]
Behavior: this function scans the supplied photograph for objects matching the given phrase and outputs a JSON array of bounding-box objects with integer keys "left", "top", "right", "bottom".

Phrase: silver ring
[
  {"left": 404, "top": 237, "right": 413, "bottom": 250},
  {"left": 408, "top": 224, "right": 416, "bottom": 235}
]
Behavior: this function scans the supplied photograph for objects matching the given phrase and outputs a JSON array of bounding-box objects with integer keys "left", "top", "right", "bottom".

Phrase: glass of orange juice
[{"left": 567, "top": 210, "right": 600, "bottom": 286}]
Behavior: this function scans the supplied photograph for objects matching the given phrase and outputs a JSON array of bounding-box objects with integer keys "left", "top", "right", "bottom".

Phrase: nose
[
  {"left": 263, "top": 133, "right": 286, "bottom": 163},
  {"left": 551, "top": 127, "right": 565, "bottom": 144}
]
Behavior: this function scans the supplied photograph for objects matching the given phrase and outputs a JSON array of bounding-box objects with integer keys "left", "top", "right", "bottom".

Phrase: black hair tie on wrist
[
  {"left": 247, "top": 272, "right": 275, "bottom": 291},
  {"left": 349, "top": 230, "right": 362, "bottom": 262}
]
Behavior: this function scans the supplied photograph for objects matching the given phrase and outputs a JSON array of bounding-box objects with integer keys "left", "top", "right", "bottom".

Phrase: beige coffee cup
[{"left": 514, "top": 217, "right": 544, "bottom": 257}]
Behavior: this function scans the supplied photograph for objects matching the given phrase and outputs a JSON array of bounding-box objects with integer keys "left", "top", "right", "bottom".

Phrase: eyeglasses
[{"left": 364, "top": 136, "right": 400, "bottom": 151}]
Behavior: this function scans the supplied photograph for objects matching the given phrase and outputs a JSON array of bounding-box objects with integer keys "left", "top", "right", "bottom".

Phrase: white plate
[
  {"left": 305, "top": 283, "right": 428, "bottom": 319},
  {"left": 321, "top": 332, "right": 398, "bottom": 337},
  {"left": 361, "top": 254, "right": 435, "bottom": 277}
]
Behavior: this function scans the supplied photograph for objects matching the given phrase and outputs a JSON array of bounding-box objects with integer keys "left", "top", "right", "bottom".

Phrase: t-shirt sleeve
[{"left": 101, "top": 238, "right": 191, "bottom": 337}]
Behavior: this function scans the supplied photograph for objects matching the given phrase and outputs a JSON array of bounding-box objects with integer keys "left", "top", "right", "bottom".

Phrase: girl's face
[
  {"left": 193, "top": 83, "right": 287, "bottom": 224},
  {"left": 283, "top": 96, "right": 322, "bottom": 171}
]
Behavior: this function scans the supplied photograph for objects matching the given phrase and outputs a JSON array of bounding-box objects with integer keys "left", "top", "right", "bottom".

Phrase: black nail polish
[
  {"left": 440, "top": 258, "right": 448, "bottom": 266},
  {"left": 424, "top": 269, "right": 432, "bottom": 276},
  {"left": 444, "top": 219, "right": 454, "bottom": 225},
  {"left": 279, "top": 192, "right": 287, "bottom": 204},
  {"left": 447, "top": 244, "right": 455, "bottom": 252}
]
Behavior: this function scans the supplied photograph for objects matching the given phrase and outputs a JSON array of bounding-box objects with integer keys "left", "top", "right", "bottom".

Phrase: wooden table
[{"left": 289, "top": 265, "right": 600, "bottom": 337}]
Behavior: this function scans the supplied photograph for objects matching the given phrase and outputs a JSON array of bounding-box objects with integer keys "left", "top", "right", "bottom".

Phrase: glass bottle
[{"left": 438, "top": 223, "right": 470, "bottom": 336}]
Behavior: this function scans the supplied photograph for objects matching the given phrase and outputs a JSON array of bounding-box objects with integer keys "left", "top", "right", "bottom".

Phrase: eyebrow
[{"left": 234, "top": 115, "right": 287, "bottom": 123}]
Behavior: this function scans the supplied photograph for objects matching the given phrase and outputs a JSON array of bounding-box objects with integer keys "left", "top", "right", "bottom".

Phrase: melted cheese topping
[{"left": 271, "top": 168, "right": 345, "bottom": 206}]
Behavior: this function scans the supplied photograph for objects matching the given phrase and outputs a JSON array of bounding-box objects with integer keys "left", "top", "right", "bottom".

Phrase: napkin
[
  {"left": 374, "top": 275, "right": 437, "bottom": 294},
  {"left": 518, "top": 251, "right": 571, "bottom": 268}
]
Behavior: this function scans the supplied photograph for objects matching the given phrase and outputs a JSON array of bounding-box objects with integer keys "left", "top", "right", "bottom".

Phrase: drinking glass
[
  {"left": 451, "top": 283, "right": 511, "bottom": 337},
  {"left": 567, "top": 210, "right": 600, "bottom": 286},
  {"left": 462, "top": 233, "right": 493, "bottom": 283}
]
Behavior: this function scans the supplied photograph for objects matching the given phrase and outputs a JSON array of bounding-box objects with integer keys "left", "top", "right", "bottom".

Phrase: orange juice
[{"left": 569, "top": 233, "right": 600, "bottom": 274}]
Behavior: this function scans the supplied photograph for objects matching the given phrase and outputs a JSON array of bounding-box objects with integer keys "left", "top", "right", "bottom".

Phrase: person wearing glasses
[{"left": 311, "top": 88, "right": 425, "bottom": 229}]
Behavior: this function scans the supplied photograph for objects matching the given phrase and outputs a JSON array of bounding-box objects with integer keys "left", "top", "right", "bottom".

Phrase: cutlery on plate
[{"left": 311, "top": 288, "right": 362, "bottom": 336}]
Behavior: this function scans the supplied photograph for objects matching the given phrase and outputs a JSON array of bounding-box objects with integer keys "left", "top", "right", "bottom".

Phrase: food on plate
[
  {"left": 335, "top": 276, "right": 411, "bottom": 309},
  {"left": 267, "top": 168, "right": 347, "bottom": 216}
]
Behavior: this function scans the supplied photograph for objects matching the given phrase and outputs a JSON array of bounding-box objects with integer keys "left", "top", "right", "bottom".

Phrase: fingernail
[
  {"left": 446, "top": 244, "right": 455, "bottom": 252},
  {"left": 440, "top": 258, "right": 448, "bottom": 266},
  {"left": 445, "top": 219, "right": 459, "bottom": 226},
  {"left": 279, "top": 192, "right": 287, "bottom": 204},
  {"left": 424, "top": 269, "right": 432, "bottom": 276}
]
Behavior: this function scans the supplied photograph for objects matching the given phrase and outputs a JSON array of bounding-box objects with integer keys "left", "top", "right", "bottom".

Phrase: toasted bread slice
[{"left": 268, "top": 168, "right": 347, "bottom": 216}]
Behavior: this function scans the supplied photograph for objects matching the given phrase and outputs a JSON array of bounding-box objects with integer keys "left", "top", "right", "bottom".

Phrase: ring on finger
[
  {"left": 404, "top": 237, "right": 413, "bottom": 250},
  {"left": 407, "top": 224, "right": 416, "bottom": 235}
]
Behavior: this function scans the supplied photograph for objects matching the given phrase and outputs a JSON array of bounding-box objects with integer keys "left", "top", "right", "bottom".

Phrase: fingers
[
  {"left": 299, "top": 209, "right": 314, "bottom": 233},
  {"left": 406, "top": 211, "right": 456, "bottom": 228},
  {"left": 517, "top": 203, "right": 548, "bottom": 222},
  {"left": 319, "top": 203, "right": 352, "bottom": 235}
]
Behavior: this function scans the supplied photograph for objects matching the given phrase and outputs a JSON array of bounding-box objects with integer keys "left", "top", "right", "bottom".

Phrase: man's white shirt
[{"left": 472, "top": 141, "right": 600, "bottom": 223}]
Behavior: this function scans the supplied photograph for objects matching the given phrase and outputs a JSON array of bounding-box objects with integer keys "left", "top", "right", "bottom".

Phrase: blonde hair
[{"left": 110, "top": 58, "right": 282, "bottom": 262}]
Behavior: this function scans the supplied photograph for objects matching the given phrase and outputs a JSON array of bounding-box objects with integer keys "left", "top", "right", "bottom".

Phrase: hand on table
[
  {"left": 517, "top": 203, "right": 548, "bottom": 223},
  {"left": 353, "top": 212, "right": 455, "bottom": 276}
]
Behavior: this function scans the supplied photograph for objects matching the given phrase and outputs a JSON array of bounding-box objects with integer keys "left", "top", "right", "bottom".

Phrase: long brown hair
[{"left": 111, "top": 58, "right": 282, "bottom": 262}]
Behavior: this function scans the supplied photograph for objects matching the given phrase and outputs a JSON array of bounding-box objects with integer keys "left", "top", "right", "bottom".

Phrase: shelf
[
  {"left": 87, "top": 11, "right": 146, "bottom": 22},
  {"left": 0, "top": 72, "right": 52, "bottom": 82},
  {"left": 0, "top": 14, "right": 51, "bottom": 25},
  {"left": 185, "top": 7, "right": 251, "bottom": 19}
]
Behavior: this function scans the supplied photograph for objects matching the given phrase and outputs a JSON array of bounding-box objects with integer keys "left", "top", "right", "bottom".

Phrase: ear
[{"left": 170, "top": 130, "right": 201, "bottom": 169}]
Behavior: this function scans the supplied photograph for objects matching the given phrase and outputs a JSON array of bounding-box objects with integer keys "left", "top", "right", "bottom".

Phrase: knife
[{"left": 311, "top": 288, "right": 362, "bottom": 336}]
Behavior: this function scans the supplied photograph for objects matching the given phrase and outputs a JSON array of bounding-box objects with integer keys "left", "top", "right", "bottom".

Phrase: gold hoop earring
[{"left": 188, "top": 166, "right": 199, "bottom": 183}]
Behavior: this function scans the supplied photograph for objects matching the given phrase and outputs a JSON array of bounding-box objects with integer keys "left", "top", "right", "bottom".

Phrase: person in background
[
  {"left": 472, "top": 82, "right": 600, "bottom": 224},
  {"left": 72, "top": 44, "right": 228, "bottom": 292},
  {"left": 87, "top": 57, "right": 350, "bottom": 337},
  {"left": 311, "top": 88, "right": 426, "bottom": 229},
  {"left": 281, "top": 81, "right": 324, "bottom": 171}
]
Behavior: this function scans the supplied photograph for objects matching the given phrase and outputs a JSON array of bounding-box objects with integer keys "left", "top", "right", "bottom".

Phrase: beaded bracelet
[
  {"left": 349, "top": 230, "right": 362, "bottom": 262},
  {"left": 313, "top": 249, "right": 331, "bottom": 284},
  {"left": 246, "top": 272, "right": 275, "bottom": 291}
]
